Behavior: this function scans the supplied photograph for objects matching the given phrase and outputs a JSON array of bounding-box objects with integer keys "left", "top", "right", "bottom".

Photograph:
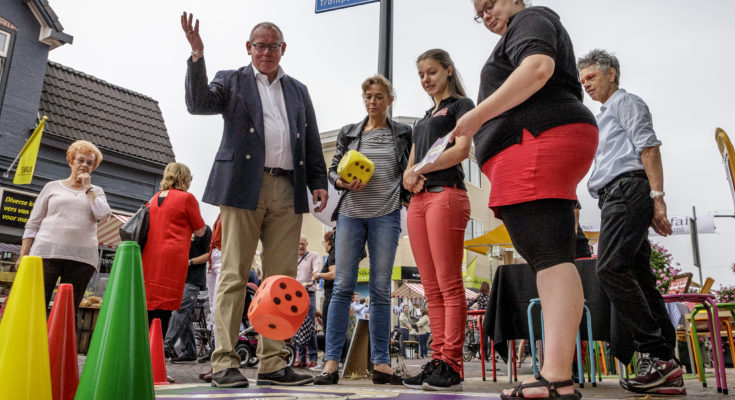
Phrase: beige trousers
[{"left": 212, "top": 174, "right": 303, "bottom": 374}]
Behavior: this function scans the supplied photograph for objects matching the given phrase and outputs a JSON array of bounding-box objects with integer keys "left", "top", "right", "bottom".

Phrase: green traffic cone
[{"left": 75, "top": 241, "right": 154, "bottom": 400}]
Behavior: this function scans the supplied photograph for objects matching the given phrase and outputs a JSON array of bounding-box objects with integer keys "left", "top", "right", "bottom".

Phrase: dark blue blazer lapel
[
  {"left": 240, "top": 65, "right": 265, "bottom": 143},
  {"left": 281, "top": 75, "right": 299, "bottom": 153}
]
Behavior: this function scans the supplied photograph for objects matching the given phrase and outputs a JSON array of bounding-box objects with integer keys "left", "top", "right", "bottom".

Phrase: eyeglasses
[
  {"left": 251, "top": 42, "right": 283, "bottom": 53},
  {"left": 474, "top": 1, "right": 495, "bottom": 23},
  {"left": 74, "top": 157, "right": 94, "bottom": 167}
]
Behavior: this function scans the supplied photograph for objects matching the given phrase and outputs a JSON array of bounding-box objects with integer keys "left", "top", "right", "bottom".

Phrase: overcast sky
[{"left": 46, "top": 0, "right": 735, "bottom": 286}]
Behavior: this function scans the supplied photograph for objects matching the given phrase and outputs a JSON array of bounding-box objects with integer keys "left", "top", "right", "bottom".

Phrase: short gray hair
[
  {"left": 249, "top": 22, "right": 284, "bottom": 42},
  {"left": 577, "top": 49, "right": 620, "bottom": 85}
]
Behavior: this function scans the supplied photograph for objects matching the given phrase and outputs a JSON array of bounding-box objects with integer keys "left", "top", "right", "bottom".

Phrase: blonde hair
[
  {"left": 160, "top": 162, "right": 192, "bottom": 191},
  {"left": 361, "top": 74, "right": 394, "bottom": 98},
  {"left": 66, "top": 140, "right": 103, "bottom": 169}
]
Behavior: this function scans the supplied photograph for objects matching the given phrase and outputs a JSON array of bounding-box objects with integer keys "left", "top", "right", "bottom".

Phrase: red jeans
[{"left": 407, "top": 187, "right": 470, "bottom": 371}]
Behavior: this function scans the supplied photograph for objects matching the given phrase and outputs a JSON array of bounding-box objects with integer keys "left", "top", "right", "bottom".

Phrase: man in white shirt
[{"left": 183, "top": 15, "right": 328, "bottom": 387}]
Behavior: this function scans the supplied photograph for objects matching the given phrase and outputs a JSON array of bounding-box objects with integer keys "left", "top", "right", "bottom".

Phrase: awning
[
  {"left": 464, "top": 223, "right": 601, "bottom": 254},
  {"left": 97, "top": 214, "right": 129, "bottom": 246},
  {"left": 392, "top": 282, "right": 478, "bottom": 300},
  {"left": 463, "top": 224, "right": 514, "bottom": 255}
]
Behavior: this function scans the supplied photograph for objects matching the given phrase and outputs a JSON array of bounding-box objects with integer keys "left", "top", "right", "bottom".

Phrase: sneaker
[
  {"left": 624, "top": 357, "right": 683, "bottom": 391},
  {"left": 623, "top": 373, "right": 686, "bottom": 395},
  {"left": 309, "top": 362, "right": 325, "bottom": 372},
  {"left": 257, "top": 366, "right": 314, "bottom": 386},
  {"left": 422, "top": 360, "right": 462, "bottom": 392},
  {"left": 403, "top": 359, "right": 440, "bottom": 390},
  {"left": 211, "top": 368, "right": 249, "bottom": 388}
]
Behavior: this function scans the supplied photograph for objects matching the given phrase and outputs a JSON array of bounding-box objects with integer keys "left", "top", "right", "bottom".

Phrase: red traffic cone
[
  {"left": 47, "top": 283, "right": 78, "bottom": 400},
  {"left": 148, "top": 318, "right": 169, "bottom": 385}
]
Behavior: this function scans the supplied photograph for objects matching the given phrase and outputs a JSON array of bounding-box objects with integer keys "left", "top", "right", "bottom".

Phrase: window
[
  {"left": 0, "top": 28, "right": 13, "bottom": 111},
  {"left": 465, "top": 218, "right": 484, "bottom": 240},
  {"left": 0, "top": 30, "right": 8, "bottom": 81},
  {"left": 462, "top": 158, "right": 482, "bottom": 187}
]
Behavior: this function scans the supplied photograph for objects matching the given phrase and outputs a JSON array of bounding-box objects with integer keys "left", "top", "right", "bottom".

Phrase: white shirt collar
[{"left": 252, "top": 64, "right": 285, "bottom": 86}]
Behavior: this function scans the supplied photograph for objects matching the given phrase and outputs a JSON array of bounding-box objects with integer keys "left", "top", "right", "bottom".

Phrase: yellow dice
[{"left": 337, "top": 150, "right": 374, "bottom": 184}]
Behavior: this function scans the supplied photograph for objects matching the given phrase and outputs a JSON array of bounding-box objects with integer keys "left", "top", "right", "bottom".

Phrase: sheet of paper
[{"left": 412, "top": 131, "right": 453, "bottom": 173}]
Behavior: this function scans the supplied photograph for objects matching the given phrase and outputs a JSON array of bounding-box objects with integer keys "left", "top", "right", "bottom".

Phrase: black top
[
  {"left": 413, "top": 97, "right": 475, "bottom": 189},
  {"left": 474, "top": 6, "right": 596, "bottom": 166},
  {"left": 186, "top": 225, "right": 212, "bottom": 288},
  {"left": 321, "top": 247, "right": 336, "bottom": 294}
]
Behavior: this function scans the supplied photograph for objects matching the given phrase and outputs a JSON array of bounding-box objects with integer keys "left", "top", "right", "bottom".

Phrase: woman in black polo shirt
[
  {"left": 453, "top": 1, "right": 597, "bottom": 399},
  {"left": 401, "top": 49, "right": 473, "bottom": 392}
]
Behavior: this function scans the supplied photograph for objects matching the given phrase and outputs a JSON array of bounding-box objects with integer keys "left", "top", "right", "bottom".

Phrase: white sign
[{"left": 581, "top": 213, "right": 717, "bottom": 236}]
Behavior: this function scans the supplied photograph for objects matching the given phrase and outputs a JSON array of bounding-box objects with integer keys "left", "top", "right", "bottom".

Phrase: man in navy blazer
[{"left": 182, "top": 13, "right": 328, "bottom": 388}]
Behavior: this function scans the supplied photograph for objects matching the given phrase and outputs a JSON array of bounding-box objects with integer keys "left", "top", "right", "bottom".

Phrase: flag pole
[{"left": 3, "top": 116, "right": 47, "bottom": 179}]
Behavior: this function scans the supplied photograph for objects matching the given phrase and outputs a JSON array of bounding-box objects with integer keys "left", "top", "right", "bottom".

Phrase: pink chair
[{"left": 662, "top": 291, "right": 728, "bottom": 394}]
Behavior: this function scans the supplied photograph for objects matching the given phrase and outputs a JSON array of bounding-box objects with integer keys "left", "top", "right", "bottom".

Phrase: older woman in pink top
[{"left": 17, "top": 140, "right": 111, "bottom": 315}]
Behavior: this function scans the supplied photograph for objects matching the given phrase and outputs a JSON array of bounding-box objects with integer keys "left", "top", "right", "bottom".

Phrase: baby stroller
[{"left": 235, "top": 282, "right": 295, "bottom": 368}]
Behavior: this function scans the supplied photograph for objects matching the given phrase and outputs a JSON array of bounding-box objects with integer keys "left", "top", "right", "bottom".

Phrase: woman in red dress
[{"left": 142, "top": 162, "right": 206, "bottom": 342}]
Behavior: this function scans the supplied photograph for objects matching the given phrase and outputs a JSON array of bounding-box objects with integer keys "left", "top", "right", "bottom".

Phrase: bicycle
[
  {"left": 192, "top": 291, "right": 214, "bottom": 361},
  {"left": 463, "top": 316, "right": 481, "bottom": 361}
]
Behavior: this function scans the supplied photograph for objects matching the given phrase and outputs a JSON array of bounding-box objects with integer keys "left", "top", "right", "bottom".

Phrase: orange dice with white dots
[
  {"left": 247, "top": 275, "right": 309, "bottom": 340},
  {"left": 337, "top": 150, "right": 374, "bottom": 184}
]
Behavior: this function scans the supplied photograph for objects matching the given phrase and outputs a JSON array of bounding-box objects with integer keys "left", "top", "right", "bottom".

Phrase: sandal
[{"left": 500, "top": 373, "right": 581, "bottom": 400}]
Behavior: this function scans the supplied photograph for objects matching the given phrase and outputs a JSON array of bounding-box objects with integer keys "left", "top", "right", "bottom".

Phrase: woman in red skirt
[{"left": 454, "top": 1, "right": 598, "bottom": 399}]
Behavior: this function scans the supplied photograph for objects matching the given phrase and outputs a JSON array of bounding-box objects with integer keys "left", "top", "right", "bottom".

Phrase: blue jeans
[
  {"left": 325, "top": 209, "right": 401, "bottom": 365},
  {"left": 164, "top": 282, "right": 200, "bottom": 358},
  {"left": 418, "top": 333, "right": 430, "bottom": 358}
]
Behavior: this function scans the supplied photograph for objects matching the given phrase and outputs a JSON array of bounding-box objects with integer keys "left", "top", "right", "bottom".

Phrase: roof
[
  {"left": 39, "top": 61, "right": 175, "bottom": 165},
  {"left": 27, "top": 0, "right": 73, "bottom": 48}
]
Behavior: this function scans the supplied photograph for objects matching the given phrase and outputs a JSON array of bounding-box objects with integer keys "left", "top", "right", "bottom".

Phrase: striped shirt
[{"left": 339, "top": 128, "right": 401, "bottom": 218}]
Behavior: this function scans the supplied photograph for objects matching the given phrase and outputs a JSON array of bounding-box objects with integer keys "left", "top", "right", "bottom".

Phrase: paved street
[{"left": 145, "top": 356, "right": 730, "bottom": 399}]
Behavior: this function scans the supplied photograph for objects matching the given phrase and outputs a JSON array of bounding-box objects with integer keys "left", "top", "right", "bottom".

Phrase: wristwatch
[
  {"left": 650, "top": 190, "right": 665, "bottom": 199},
  {"left": 188, "top": 259, "right": 194, "bottom": 266}
]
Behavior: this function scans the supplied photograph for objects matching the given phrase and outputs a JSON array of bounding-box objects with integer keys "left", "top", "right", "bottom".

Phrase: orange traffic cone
[
  {"left": 47, "top": 283, "right": 78, "bottom": 400},
  {"left": 149, "top": 318, "right": 169, "bottom": 385}
]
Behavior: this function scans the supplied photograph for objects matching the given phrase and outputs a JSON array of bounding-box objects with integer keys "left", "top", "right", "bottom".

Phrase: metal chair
[
  {"left": 687, "top": 303, "right": 735, "bottom": 390},
  {"left": 663, "top": 293, "right": 729, "bottom": 394},
  {"left": 527, "top": 298, "right": 597, "bottom": 388}
]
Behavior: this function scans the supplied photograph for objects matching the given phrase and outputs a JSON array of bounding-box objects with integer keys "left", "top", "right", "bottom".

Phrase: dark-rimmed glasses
[
  {"left": 474, "top": 1, "right": 495, "bottom": 23},
  {"left": 251, "top": 42, "right": 283, "bottom": 53}
]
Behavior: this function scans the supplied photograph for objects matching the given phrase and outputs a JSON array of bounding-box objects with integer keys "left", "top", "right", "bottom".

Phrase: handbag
[{"left": 119, "top": 202, "right": 150, "bottom": 251}]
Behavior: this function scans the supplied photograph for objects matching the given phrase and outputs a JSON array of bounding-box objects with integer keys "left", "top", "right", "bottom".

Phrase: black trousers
[
  {"left": 43, "top": 258, "right": 96, "bottom": 316},
  {"left": 596, "top": 173, "right": 675, "bottom": 361}
]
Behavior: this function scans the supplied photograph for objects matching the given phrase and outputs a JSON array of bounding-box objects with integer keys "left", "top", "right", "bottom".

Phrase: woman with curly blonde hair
[
  {"left": 142, "top": 162, "right": 206, "bottom": 342},
  {"left": 18, "top": 140, "right": 111, "bottom": 317}
]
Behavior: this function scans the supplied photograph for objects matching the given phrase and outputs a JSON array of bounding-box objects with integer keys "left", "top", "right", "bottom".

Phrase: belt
[
  {"left": 597, "top": 170, "right": 647, "bottom": 197},
  {"left": 264, "top": 167, "right": 293, "bottom": 176},
  {"left": 420, "top": 184, "right": 460, "bottom": 193}
]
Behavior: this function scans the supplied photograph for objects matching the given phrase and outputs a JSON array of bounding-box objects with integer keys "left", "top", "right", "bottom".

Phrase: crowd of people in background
[{"left": 13, "top": 1, "right": 684, "bottom": 398}]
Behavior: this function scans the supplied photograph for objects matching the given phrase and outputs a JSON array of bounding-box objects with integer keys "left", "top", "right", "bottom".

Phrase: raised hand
[{"left": 181, "top": 12, "right": 204, "bottom": 60}]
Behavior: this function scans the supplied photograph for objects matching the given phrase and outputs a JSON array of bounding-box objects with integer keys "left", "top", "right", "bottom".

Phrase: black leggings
[{"left": 497, "top": 199, "right": 576, "bottom": 272}]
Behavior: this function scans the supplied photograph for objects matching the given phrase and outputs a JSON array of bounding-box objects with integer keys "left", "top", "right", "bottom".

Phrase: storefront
[{"left": 0, "top": 185, "right": 132, "bottom": 296}]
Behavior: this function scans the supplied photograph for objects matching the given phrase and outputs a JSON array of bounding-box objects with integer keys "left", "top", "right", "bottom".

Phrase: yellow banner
[{"left": 13, "top": 117, "right": 47, "bottom": 185}]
